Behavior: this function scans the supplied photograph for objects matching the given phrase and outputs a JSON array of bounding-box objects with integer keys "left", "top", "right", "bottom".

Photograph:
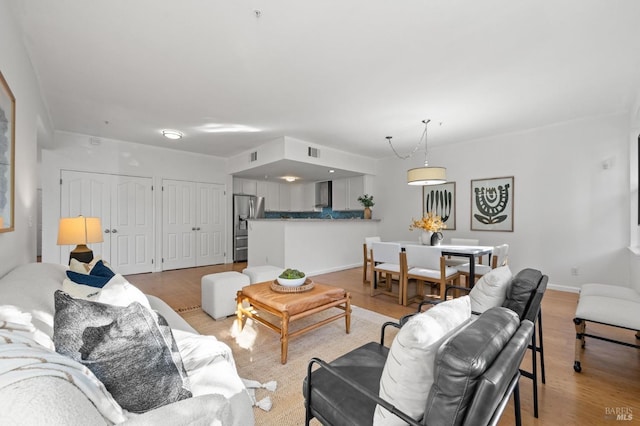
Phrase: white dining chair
[
  {"left": 362, "top": 236, "right": 381, "bottom": 284},
  {"left": 401, "top": 245, "right": 461, "bottom": 306},
  {"left": 456, "top": 243, "right": 509, "bottom": 284},
  {"left": 370, "top": 242, "right": 403, "bottom": 304},
  {"left": 446, "top": 238, "right": 481, "bottom": 266}
]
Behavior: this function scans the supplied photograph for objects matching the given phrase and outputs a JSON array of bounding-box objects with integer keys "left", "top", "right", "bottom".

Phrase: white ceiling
[{"left": 9, "top": 0, "right": 640, "bottom": 166}]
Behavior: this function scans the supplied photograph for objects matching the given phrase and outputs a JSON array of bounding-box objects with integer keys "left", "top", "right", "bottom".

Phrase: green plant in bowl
[{"left": 277, "top": 268, "right": 306, "bottom": 286}]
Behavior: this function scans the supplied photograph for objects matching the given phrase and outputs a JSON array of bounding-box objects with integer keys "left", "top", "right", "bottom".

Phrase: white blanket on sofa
[{"left": 0, "top": 321, "right": 127, "bottom": 424}]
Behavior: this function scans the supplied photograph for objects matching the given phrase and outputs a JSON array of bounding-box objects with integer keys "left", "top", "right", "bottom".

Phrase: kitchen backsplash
[{"left": 264, "top": 207, "right": 364, "bottom": 219}]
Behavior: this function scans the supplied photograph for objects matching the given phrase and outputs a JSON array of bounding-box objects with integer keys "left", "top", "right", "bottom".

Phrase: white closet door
[
  {"left": 110, "top": 176, "right": 154, "bottom": 275},
  {"left": 60, "top": 170, "right": 154, "bottom": 274},
  {"left": 59, "top": 170, "right": 111, "bottom": 264},
  {"left": 162, "top": 179, "right": 196, "bottom": 270},
  {"left": 195, "top": 182, "right": 225, "bottom": 266}
]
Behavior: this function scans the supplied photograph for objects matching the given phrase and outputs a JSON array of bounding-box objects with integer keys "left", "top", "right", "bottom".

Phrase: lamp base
[{"left": 69, "top": 244, "right": 94, "bottom": 265}]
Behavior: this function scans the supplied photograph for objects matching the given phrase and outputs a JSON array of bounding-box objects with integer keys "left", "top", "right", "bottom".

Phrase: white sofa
[{"left": 0, "top": 262, "right": 254, "bottom": 425}]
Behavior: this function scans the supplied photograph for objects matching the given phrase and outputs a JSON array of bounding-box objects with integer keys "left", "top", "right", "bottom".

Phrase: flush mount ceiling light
[
  {"left": 162, "top": 129, "right": 183, "bottom": 140},
  {"left": 387, "top": 119, "right": 447, "bottom": 186},
  {"left": 282, "top": 176, "right": 297, "bottom": 182}
]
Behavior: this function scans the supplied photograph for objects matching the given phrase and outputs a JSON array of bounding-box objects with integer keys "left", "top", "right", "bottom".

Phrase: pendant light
[{"left": 386, "top": 119, "right": 447, "bottom": 185}]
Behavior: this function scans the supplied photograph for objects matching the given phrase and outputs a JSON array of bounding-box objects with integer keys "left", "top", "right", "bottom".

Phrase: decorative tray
[{"left": 270, "top": 278, "right": 314, "bottom": 293}]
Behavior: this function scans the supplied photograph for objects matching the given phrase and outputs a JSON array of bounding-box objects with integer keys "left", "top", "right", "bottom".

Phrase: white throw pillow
[
  {"left": 469, "top": 266, "right": 513, "bottom": 313},
  {"left": 63, "top": 274, "right": 151, "bottom": 310},
  {"left": 374, "top": 296, "right": 471, "bottom": 425}
]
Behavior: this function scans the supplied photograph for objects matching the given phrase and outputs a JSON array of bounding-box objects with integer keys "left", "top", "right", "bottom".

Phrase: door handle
[
  {"left": 192, "top": 227, "right": 196, "bottom": 231},
  {"left": 111, "top": 229, "right": 118, "bottom": 234},
  {"left": 104, "top": 229, "right": 111, "bottom": 233},
  {"left": 196, "top": 227, "right": 201, "bottom": 231}
]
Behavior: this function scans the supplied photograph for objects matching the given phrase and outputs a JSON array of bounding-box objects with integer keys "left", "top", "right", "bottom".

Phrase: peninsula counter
[{"left": 247, "top": 219, "right": 381, "bottom": 276}]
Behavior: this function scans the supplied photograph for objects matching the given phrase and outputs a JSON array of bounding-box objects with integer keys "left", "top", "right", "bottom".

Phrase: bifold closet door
[
  {"left": 60, "top": 170, "right": 154, "bottom": 275},
  {"left": 60, "top": 170, "right": 111, "bottom": 263},
  {"left": 162, "top": 179, "right": 196, "bottom": 270},
  {"left": 162, "top": 179, "right": 225, "bottom": 270}
]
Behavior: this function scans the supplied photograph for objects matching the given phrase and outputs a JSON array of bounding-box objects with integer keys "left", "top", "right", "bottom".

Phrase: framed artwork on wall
[
  {"left": 470, "top": 176, "right": 514, "bottom": 232},
  {"left": 0, "top": 71, "right": 15, "bottom": 233},
  {"left": 423, "top": 181, "right": 456, "bottom": 230}
]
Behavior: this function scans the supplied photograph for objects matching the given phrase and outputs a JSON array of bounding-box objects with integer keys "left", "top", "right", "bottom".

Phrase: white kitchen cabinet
[
  {"left": 289, "top": 183, "right": 317, "bottom": 212},
  {"left": 266, "top": 182, "right": 281, "bottom": 211},
  {"left": 233, "top": 178, "right": 257, "bottom": 195},
  {"left": 332, "top": 176, "right": 365, "bottom": 211},
  {"left": 279, "top": 183, "right": 291, "bottom": 211},
  {"left": 332, "top": 178, "right": 348, "bottom": 211}
]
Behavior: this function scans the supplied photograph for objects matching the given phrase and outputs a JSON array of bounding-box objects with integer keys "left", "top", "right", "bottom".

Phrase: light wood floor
[{"left": 127, "top": 264, "right": 640, "bottom": 425}]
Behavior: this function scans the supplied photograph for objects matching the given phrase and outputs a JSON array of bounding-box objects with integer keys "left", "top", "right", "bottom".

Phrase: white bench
[{"left": 573, "top": 283, "right": 640, "bottom": 372}]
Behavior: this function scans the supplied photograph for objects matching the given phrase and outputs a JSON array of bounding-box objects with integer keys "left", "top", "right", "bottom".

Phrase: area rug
[{"left": 181, "top": 305, "right": 399, "bottom": 426}]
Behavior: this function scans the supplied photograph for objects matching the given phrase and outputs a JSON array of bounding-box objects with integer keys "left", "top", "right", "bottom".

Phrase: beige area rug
[{"left": 181, "top": 305, "right": 399, "bottom": 426}]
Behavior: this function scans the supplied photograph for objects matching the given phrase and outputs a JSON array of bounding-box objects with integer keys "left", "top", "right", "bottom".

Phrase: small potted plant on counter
[{"left": 357, "top": 194, "right": 375, "bottom": 219}]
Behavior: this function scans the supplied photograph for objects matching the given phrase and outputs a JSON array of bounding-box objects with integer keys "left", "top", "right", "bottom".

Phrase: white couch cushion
[
  {"left": 374, "top": 296, "right": 471, "bottom": 425},
  {"left": 469, "top": 266, "right": 513, "bottom": 313}
]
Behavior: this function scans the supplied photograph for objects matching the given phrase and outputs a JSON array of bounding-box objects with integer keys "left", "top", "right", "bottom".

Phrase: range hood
[{"left": 315, "top": 181, "right": 332, "bottom": 208}]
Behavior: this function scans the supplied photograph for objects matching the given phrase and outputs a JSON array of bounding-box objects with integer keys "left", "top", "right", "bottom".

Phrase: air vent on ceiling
[
  {"left": 250, "top": 151, "right": 258, "bottom": 162},
  {"left": 308, "top": 147, "right": 320, "bottom": 158}
]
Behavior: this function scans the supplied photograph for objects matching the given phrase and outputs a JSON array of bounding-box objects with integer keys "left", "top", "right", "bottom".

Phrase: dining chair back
[
  {"left": 370, "top": 242, "right": 403, "bottom": 304},
  {"left": 457, "top": 243, "right": 510, "bottom": 284},
  {"left": 402, "top": 245, "right": 460, "bottom": 306},
  {"left": 362, "top": 236, "right": 381, "bottom": 283},
  {"left": 491, "top": 243, "right": 509, "bottom": 268}
]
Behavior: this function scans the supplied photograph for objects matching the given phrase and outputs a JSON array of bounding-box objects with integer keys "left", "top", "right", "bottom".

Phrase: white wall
[
  {"left": 0, "top": 0, "right": 53, "bottom": 276},
  {"left": 41, "top": 131, "right": 230, "bottom": 269},
  {"left": 376, "top": 113, "right": 631, "bottom": 291}
]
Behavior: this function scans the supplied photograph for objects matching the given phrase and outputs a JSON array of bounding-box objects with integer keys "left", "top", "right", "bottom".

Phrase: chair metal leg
[
  {"left": 514, "top": 380, "right": 522, "bottom": 426},
  {"left": 538, "top": 309, "right": 546, "bottom": 384},
  {"left": 531, "top": 330, "right": 539, "bottom": 418}
]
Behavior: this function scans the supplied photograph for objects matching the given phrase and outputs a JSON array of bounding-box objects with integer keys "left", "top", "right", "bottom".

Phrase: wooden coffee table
[{"left": 236, "top": 281, "right": 351, "bottom": 364}]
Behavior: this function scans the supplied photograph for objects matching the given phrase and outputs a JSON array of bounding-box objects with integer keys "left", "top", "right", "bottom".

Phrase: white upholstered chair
[
  {"left": 456, "top": 243, "right": 509, "bottom": 284},
  {"left": 401, "top": 245, "right": 461, "bottom": 306},
  {"left": 370, "top": 242, "right": 403, "bottom": 304},
  {"left": 362, "top": 236, "right": 381, "bottom": 284}
]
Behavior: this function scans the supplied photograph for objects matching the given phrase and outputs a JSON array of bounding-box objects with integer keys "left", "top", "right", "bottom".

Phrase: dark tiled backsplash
[{"left": 264, "top": 207, "right": 364, "bottom": 219}]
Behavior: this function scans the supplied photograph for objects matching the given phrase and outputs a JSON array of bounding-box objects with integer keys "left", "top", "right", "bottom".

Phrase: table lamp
[{"left": 57, "top": 216, "right": 103, "bottom": 264}]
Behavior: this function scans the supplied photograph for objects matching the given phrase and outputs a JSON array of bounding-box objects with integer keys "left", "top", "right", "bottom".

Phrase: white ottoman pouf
[
  {"left": 242, "top": 265, "right": 284, "bottom": 284},
  {"left": 201, "top": 271, "right": 250, "bottom": 320}
]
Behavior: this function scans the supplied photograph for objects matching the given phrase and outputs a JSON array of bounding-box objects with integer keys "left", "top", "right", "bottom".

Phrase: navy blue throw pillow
[
  {"left": 90, "top": 260, "right": 115, "bottom": 279},
  {"left": 66, "top": 270, "right": 111, "bottom": 288}
]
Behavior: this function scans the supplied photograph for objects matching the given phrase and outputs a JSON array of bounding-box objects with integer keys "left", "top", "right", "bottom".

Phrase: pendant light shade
[{"left": 407, "top": 166, "right": 447, "bottom": 185}]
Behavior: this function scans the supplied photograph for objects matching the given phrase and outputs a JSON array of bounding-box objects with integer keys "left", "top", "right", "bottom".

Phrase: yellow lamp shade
[{"left": 57, "top": 216, "right": 104, "bottom": 245}]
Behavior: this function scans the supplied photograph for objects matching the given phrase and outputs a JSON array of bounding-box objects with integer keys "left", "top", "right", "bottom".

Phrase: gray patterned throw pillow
[{"left": 53, "top": 290, "right": 192, "bottom": 413}]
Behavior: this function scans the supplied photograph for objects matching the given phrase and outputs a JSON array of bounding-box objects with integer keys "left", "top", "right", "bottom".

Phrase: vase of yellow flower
[{"left": 409, "top": 212, "right": 446, "bottom": 246}]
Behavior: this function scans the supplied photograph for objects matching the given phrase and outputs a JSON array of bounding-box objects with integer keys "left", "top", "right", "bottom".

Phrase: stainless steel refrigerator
[{"left": 233, "top": 194, "right": 265, "bottom": 262}]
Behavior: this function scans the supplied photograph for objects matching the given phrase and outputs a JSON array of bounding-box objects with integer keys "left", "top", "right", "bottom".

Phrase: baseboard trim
[{"left": 548, "top": 283, "right": 580, "bottom": 293}]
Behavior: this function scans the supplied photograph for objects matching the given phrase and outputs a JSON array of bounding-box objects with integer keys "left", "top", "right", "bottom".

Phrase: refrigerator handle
[{"left": 249, "top": 198, "right": 255, "bottom": 219}]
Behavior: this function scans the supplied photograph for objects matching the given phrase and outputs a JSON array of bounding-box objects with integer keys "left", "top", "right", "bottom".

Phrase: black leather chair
[
  {"left": 303, "top": 307, "right": 534, "bottom": 426},
  {"left": 418, "top": 268, "right": 548, "bottom": 418}
]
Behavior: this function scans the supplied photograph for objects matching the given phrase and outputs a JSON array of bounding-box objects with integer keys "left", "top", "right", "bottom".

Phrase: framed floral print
[
  {"left": 470, "top": 176, "right": 514, "bottom": 232},
  {"left": 423, "top": 181, "right": 456, "bottom": 230}
]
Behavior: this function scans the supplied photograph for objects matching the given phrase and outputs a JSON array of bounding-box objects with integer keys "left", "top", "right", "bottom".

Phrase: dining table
[{"left": 394, "top": 241, "right": 494, "bottom": 285}]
